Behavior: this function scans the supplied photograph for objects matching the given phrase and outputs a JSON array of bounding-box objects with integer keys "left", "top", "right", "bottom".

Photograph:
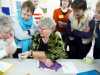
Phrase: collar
[{"left": 60, "top": 8, "right": 71, "bottom": 15}]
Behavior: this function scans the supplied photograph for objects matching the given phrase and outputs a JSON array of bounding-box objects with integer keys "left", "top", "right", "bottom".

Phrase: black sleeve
[{"left": 72, "top": 19, "right": 95, "bottom": 38}]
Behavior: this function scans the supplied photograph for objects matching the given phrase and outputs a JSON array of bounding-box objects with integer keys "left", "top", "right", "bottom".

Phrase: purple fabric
[{"left": 39, "top": 61, "right": 62, "bottom": 71}]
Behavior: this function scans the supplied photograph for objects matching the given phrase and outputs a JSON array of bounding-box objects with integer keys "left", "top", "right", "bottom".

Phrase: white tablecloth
[{"left": 1, "top": 59, "right": 100, "bottom": 75}]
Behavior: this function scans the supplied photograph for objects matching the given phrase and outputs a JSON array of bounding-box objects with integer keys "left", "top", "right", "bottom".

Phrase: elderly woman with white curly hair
[
  {"left": 0, "top": 16, "right": 17, "bottom": 59},
  {"left": 19, "top": 17, "right": 67, "bottom": 70}
]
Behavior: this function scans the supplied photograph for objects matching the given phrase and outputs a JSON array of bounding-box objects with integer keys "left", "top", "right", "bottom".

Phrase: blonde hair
[{"left": 0, "top": 16, "right": 13, "bottom": 34}]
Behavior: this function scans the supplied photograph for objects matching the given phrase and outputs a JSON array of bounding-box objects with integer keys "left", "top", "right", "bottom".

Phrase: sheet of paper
[
  {"left": 0, "top": 61, "right": 13, "bottom": 72},
  {"left": 61, "top": 62, "right": 78, "bottom": 74}
]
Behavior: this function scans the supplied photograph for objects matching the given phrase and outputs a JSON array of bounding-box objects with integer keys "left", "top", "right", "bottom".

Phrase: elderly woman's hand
[
  {"left": 40, "top": 59, "right": 54, "bottom": 68},
  {"left": 32, "top": 51, "right": 47, "bottom": 59},
  {"left": 32, "top": 51, "right": 54, "bottom": 67}
]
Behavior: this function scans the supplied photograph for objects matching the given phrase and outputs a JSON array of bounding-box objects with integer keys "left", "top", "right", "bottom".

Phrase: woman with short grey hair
[
  {"left": 0, "top": 16, "right": 17, "bottom": 59},
  {"left": 19, "top": 17, "right": 67, "bottom": 70}
]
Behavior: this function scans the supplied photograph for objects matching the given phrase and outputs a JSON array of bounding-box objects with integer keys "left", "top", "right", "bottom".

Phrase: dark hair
[
  {"left": 71, "top": 0, "right": 87, "bottom": 11},
  {"left": 21, "top": 1, "right": 35, "bottom": 13},
  {"left": 60, "top": 0, "right": 72, "bottom": 7}
]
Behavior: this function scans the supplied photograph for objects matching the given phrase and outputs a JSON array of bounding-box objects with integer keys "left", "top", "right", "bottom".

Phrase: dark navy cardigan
[
  {"left": 95, "top": 21, "right": 100, "bottom": 48},
  {"left": 65, "top": 19, "right": 95, "bottom": 40}
]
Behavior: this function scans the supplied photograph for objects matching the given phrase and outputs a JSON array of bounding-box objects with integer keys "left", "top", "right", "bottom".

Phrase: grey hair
[
  {"left": 39, "top": 17, "right": 56, "bottom": 30},
  {"left": 0, "top": 16, "right": 13, "bottom": 34}
]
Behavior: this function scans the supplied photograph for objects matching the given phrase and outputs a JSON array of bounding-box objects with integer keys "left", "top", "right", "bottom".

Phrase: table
[{"left": 1, "top": 59, "right": 100, "bottom": 75}]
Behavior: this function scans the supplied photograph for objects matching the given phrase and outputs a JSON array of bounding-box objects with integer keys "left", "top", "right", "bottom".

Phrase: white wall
[
  {"left": 0, "top": 0, "right": 99, "bottom": 17},
  {"left": 37, "top": 0, "right": 60, "bottom": 17}
]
